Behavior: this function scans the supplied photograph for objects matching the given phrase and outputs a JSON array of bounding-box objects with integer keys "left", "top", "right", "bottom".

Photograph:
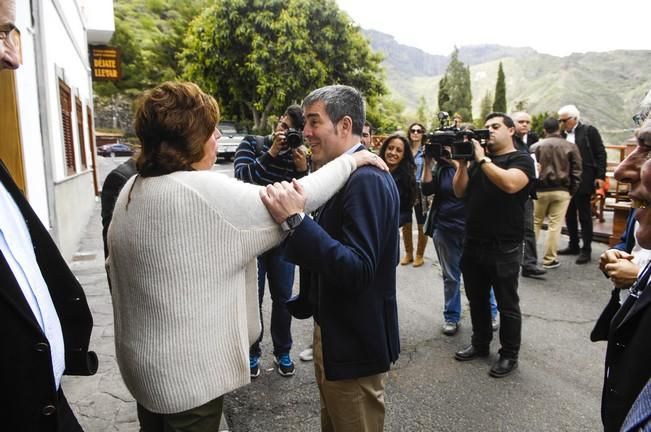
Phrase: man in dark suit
[
  {"left": 557, "top": 104, "right": 607, "bottom": 264},
  {"left": 101, "top": 157, "right": 137, "bottom": 259},
  {"left": 512, "top": 111, "right": 545, "bottom": 277},
  {"left": 260, "top": 85, "right": 400, "bottom": 431},
  {"left": 593, "top": 121, "right": 651, "bottom": 432},
  {"left": 1, "top": 2, "right": 97, "bottom": 430}
]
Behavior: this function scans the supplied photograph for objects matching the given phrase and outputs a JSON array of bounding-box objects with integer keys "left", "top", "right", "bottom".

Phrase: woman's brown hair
[{"left": 134, "top": 81, "right": 220, "bottom": 177}]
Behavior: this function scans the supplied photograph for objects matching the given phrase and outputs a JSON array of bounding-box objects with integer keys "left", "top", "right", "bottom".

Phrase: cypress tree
[
  {"left": 438, "top": 75, "right": 450, "bottom": 117},
  {"left": 437, "top": 48, "right": 473, "bottom": 122},
  {"left": 493, "top": 62, "right": 507, "bottom": 112},
  {"left": 479, "top": 90, "right": 493, "bottom": 124}
]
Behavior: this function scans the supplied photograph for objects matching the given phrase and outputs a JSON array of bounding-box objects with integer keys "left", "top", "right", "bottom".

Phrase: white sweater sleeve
[
  {"left": 298, "top": 154, "right": 357, "bottom": 214},
  {"left": 172, "top": 153, "right": 356, "bottom": 259}
]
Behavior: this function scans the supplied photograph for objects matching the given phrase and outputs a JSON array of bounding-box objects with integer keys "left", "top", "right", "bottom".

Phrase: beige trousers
[
  {"left": 313, "top": 324, "right": 387, "bottom": 432},
  {"left": 533, "top": 190, "right": 571, "bottom": 265}
]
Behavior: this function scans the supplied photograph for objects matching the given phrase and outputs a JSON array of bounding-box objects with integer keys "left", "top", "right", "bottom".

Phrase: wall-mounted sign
[{"left": 90, "top": 46, "right": 121, "bottom": 81}]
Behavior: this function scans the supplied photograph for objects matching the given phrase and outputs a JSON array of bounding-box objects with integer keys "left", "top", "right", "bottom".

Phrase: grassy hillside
[{"left": 364, "top": 30, "right": 651, "bottom": 144}]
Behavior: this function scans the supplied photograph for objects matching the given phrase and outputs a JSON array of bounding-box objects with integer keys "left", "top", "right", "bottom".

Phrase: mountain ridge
[{"left": 362, "top": 29, "right": 651, "bottom": 144}]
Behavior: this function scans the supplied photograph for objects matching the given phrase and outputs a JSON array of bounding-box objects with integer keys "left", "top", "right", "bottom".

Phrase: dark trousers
[
  {"left": 137, "top": 396, "right": 224, "bottom": 432},
  {"left": 521, "top": 198, "right": 539, "bottom": 270},
  {"left": 461, "top": 240, "right": 522, "bottom": 359},
  {"left": 250, "top": 246, "right": 295, "bottom": 357},
  {"left": 413, "top": 200, "right": 427, "bottom": 225},
  {"left": 565, "top": 192, "right": 593, "bottom": 252}
]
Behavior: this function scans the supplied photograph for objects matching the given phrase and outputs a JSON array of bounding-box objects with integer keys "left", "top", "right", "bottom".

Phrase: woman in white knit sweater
[{"left": 106, "top": 82, "right": 385, "bottom": 430}]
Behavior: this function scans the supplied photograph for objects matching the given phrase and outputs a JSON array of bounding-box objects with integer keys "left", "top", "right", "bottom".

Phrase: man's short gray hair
[
  {"left": 302, "top": 85, "right": 365, "bottom": 136},
  {"left": 511, "top": 111, "right": 531, "bottom": 121},
  {"left": 558, "top": 104, "right": 581, "bottom": 122}
]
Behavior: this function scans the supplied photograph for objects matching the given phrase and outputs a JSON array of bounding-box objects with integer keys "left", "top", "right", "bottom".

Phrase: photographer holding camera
[
  {"left": 451, "top": 112, "right": 535, "bottom": 378},
  {"left": 234, "top": 104, "right": 308, "bottom": 378}
]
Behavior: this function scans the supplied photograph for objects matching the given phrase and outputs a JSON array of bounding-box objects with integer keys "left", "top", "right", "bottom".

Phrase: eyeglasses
[
  {"left": 410, "top": 129, "right": 424, "bottom": 134},
  {"left": 559, "top": 117, "right": 571, "bottom": 123},
  {"left": 0, "top": 25, "right": 18, "bottom": 43}
]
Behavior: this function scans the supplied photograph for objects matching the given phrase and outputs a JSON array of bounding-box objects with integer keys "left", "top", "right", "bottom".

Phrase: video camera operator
[
  {"left": 421, "top": 124, "right": 499, "bottom": 337},
  {"left": 233, "top": 104, "right": 308, "bottom": 378},
  {"left": 451, "top": 112, "right": 535, "bottom": 378}
]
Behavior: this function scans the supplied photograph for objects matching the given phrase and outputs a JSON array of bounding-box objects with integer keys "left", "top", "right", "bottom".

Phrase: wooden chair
[{"left": 591, "top": 177, "right": 609, "bottom": 222}]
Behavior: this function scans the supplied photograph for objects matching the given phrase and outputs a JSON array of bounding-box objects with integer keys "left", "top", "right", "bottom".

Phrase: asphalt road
[
  {"left": 217, "top": 157, "right": 610, "bottom": 432},
  {"left": 89, "top": 157, "right": 611, "bottom": 431}
]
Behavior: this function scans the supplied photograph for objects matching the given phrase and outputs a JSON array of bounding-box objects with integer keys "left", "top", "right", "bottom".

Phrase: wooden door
[{"left": 0, "top": 69, "right": 26, "bottom": 193}]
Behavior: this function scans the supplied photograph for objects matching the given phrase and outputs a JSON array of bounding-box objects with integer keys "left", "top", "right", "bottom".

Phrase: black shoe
[
  {"left": 454, "top": 345, "right": 489, "bottom": 361},
  {"left": 521, "top": 267, "right": 547, "bottom": 278},
  {"left": 576, "top": 251, "right": 591, "bottom": 264},
  {"left": 557, "top": 246, "right": 580, "bottom": 255},
  {"left": 489, "top": 356, "right": 518, "bottom": 378}
]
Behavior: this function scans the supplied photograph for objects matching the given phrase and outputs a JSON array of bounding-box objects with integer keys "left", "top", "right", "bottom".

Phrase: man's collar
[{"left": 345, "top": 143, "right": 364, "bottom": 155}]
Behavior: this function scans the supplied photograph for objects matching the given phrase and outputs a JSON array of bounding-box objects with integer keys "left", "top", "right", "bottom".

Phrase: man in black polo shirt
[{"left": 452, "top": 112, "right": 535, "bottom": 378}]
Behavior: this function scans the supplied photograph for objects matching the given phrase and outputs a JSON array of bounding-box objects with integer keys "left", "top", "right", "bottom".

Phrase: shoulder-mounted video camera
[{"left": 424, "top": 112, "right": 489, "bottom": 161}]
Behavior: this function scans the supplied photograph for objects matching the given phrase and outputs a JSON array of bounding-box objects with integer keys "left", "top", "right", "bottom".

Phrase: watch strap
[{"left": 281, "top": 212, "right": 305, "bottom": 232}]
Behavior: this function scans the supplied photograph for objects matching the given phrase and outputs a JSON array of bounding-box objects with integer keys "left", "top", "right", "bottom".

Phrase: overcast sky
[{"left": 335, "top": 0, "right": 651, "bottom": 57}]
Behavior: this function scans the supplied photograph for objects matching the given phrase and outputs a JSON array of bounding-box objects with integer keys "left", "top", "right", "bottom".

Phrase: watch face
[{"left": 287, "top": 213, "right": 303, "bottom": 229}]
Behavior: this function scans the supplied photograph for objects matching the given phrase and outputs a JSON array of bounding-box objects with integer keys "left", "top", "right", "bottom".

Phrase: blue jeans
[
  {"left": 432, "top": 229, "right": 497, "bottom": 323},
  {"left": 250, "top": 246, "right": 295, "bottom": 357}
]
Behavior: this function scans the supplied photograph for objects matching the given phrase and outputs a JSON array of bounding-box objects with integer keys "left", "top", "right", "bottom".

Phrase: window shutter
[
  {"left": 76, "top": 96, "right": 87, "bottom": 170},
  {"left": 59, "top": 79, "right": 75, "bottom": 176}
]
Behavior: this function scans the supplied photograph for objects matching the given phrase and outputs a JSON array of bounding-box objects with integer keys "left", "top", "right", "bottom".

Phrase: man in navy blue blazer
[{"left": 260, "top": 85, "right": 400, "bottom": 432}]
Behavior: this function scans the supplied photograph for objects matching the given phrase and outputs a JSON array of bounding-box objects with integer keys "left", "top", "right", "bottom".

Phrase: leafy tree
[
  {"left": 181, "top": 0, "right": 386, "bottom": 132},
  {"left": 493, "top": 62, "right": 507, "bottom": 112},
  {"left": 437, "top": 48, "right": 472, "bottom": 122},
  {"left": 531, "top": 111, "right": 555, "bottom": 137},
  {"left": 94, "top": 0, "right": 210, "bottom": 98},
  {"left": 366, "top": 95, "right": 407, "bottom": 135},
  {"left": 415, "top": 96, "right": 429, "bottom": 128},
  {"left": 513, "top": 99, "right": 528, "bottom": 112},
  {"left": 479, "top": 90, "right": 493, "bottom": 125},
  {"left": 93, "top": 0, "right": 212, "bottom": 130}
]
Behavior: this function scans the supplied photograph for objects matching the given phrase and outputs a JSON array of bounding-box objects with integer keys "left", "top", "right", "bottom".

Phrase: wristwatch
[
  {"left": 281, "top": 212, "right": 305, "bottom": 232},
  {"left": 478, "top": 156, "right": 492, "bottom": 166}
]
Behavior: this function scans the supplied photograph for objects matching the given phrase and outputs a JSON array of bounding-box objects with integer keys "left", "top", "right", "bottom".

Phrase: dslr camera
[
  {"left": 424, "top": 112, "right": 489, "bottom": 161},
  {"left": 284, "top": 128, "right": 304, "bottom": 149}
]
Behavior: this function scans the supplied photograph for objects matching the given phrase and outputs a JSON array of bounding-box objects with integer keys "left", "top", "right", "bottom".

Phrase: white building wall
[
  {"left": 12, "top": 0, "right": 112, "bottom": 260},
  {"left": 14, "top": 3, "right": 50, "bottom": 226},
  {"left": 43, "top": 0, "right": 93, "bottom": 180}
]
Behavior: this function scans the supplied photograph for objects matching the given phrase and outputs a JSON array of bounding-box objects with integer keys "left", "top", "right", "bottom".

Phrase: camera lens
[{"left": 285, "top": 129, "right": 303, "bottom": 149}]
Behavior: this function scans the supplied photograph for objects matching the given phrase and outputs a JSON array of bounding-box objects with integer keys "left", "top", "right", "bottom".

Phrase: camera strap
[{"left": 254, "top": 135, "right": 268, "bottom": 156}]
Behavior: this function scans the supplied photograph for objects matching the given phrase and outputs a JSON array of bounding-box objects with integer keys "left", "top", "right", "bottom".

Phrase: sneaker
[
  {"left": 250, "top": 355, "right": 261, "bottom": 379},
  {"left": 492, "top": 319, "right": 499, "bottom": 332},
  {"left": 543, "top": 260, "right": 560, "bottom": 269},
  {"left": 442, "top": 321, "right": 459, "bottom": 336},
  {"left": 299, "top": 347, "right": 313, "bottom": 362},
  {"left": 274, "top": 353, "right": 296, "bottom": 377}
]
